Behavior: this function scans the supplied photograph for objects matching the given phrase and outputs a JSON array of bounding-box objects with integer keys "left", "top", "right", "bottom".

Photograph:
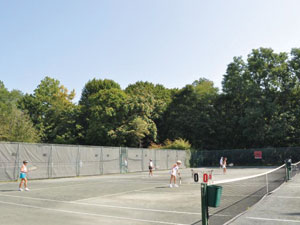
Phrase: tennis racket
[
  {"left": 178, "top": 172, "right": 182, "bottom": 185},
  {"left": 28, "top": 166, "right": 38, "bottom": 172}
]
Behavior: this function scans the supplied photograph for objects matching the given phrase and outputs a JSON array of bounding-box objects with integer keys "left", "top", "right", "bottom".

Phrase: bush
[{"left": 150, "top": 138, "right": 191, "bottom": 150}]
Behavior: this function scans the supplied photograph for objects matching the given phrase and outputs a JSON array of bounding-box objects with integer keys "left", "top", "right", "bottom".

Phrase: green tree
[
  {"left": 0, "top": 81, "right": 39, "bottom": 142},
  {"left": 125, "top": 82, "right": 173, "bottom": 147},
  {"left": 19, "top": 77, "right": 79, "bottom": 143},
  {"left": 161, "top": 78, "right": 218, "bottom": 149},
  {"left": 220, "top": 48, "right": 300, "bottom": 148},
  {"left": 84, "top": 88, "right": 128, "bottom": 146}
]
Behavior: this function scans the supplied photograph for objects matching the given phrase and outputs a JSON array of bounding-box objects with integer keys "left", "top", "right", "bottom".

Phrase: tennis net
[{"left": 206, "top": 165, "right": 286, "bottom": 225}]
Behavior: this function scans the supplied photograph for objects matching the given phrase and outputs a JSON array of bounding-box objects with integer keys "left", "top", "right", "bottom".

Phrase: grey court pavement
[
  {"left": 229, "top": 174, "right": 300, "bottom": 225},
  {"left": 0, "top": 167, "right": 274, "bottom": 225}
]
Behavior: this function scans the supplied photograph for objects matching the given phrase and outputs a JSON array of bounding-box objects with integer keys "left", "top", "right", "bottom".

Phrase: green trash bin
[{"left": 207, "top": 185, "right": 222, "bottom": 207}]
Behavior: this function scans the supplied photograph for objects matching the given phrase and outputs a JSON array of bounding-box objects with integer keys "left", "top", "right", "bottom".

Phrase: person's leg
[
  {"left": 170, "top": 175, "right": 175, "bottom": 187},
  {"left": 19, "top": 179, "right": 24, "bottom": 188},
  {"left": 24, "top": 178, "right": 27, "bottom": 188}
]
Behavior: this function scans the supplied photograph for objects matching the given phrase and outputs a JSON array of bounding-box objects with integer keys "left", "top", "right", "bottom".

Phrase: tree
[
  {"left": 84, "top": 88, "right": 128, "bottom": 146},
  {"left": 0, "top": 81, "right": 39, "bottom": 142},
  {"left": 19, "top": 77, "right": 79, "bottom": 143},
  {"left": 220, "top": 48, "right": 300, "bottom": 148},
  {"left": 125, "top": 82, "right": 173, "bottom": 147},
  {"left": 161, "top": 78, "right": 219, "bottom": 149}
]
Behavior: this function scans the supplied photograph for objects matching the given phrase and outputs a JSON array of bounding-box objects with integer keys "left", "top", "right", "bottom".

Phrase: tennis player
[
  {"left": 19, "top": 160, "right": 29, "bottom": 191},
  {"left": 223, "top": 157, "right": 227, "bottom": 174},
  {"left": 169, "top": 160, "right": 182, "bottom": 188},
  {"left": 219, "top": 157, "right": 223, "bottom": 169},
  {"left": 149, "top": 159, "right": 154, "bottom": 177}
]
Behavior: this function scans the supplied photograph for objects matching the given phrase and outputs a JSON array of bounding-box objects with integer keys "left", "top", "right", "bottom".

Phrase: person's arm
[{"left": 20, "top": 165, "right": 26, "bottom": 173}]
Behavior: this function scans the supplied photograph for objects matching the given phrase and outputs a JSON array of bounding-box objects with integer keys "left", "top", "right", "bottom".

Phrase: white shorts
[{"left": 222, "top": 165, "right": 226, "bottom": 169}]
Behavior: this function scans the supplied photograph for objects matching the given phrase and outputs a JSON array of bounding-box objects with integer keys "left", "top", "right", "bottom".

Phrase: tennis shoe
[
  {"left": 19, "top": 188, "right": 23, "bottom": 191},
  {"left": 169, "top": 184, "right": 173, "bottom": 188},
  {"left": 174, "top": 184, "right": 179, "bottom": 188},
  {"left": 25, "top": 188, "right": 30, "bottom": 191}
]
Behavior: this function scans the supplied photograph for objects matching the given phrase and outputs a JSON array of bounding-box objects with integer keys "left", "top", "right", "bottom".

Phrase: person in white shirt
[
  {"left": 149, "top": 159, "right": 154, "bottom": 177},
  {"left": 169, "top": 160, "right": 182, "bottom": 188},
  {"left": 220, "top": 157, "right": 223, "bottom": 169},
  {"left": 19, "top": 160, "right": 29, "bottom": 191}
]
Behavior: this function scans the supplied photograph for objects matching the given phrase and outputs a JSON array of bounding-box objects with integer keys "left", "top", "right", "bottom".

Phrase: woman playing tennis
[
  {"left": 149, "top": 159, "right": 154, "bottom": 177},
  {"left": 19, "top": 160, "right": 30, "bottom": 191},
  {"left": 223, "top": 157, "right": 227, "bottom": 174},
  {"left": 169, "top": 160, "right": 182, "bottom": 188}
]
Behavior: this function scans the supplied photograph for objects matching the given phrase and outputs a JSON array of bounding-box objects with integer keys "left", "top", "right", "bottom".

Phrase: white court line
[
  {"left": 0, "top": 200, "right": 189, "bottom": 225},
  {"left": 0, "top": 193, "right": 201, "bottom": 215},
  {"left": 286, "top": 185, "right": 300, "bottom": 187},
  {"left": 247, "top": 216, "right": 300, "bottom": 223},
  {"left": 271, "top": 196, "right": 300, "bottom": 199}
]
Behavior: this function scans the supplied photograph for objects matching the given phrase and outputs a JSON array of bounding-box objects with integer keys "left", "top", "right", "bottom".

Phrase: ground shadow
[
  {"left": 284, "top": 213, "right": 300, "bottom": 216},
  {"left": 0, "top": 190, "right": 17, "bottom": 192}
]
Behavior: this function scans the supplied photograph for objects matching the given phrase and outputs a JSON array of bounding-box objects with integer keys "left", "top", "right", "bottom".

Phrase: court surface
[
  {"left": 229, "top": 173, "right": 300, "bottom": 225},
  {"left": 0, "top": 167, "right": 277, "bottom": 225}
]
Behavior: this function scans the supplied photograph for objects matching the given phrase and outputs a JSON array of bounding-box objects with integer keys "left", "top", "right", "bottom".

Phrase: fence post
[
  {"left": 141, "top": 148, "right": 144, "bottom": 171},
  {"left": 76, "top": 145, "right": 81, "bottom": 176},
  {"left": 166, "top": 150, "right": 169, "bottom": 169},
  {"left": 13, "top": 143, "right": 20, "bottom": 181},
  {"left": 50, "top": 145, "right": 54, "bottom": 178},
  {"left": 101, "top": 147, "right": 104, "bottom": 175},
  {"left": 201, "top": 183, "right": 209, "bottom": 225},
  {"left": 154, "top": 150, "right": 157, "bottom": 170},
  {"left": 119, "top": 147, "right": 122, "bottom": 174},
  {"left": 48, "top": 145, "right": 52, "bottom": 178},
  {"left": 99, "top": 147, "right": 102, "bottom": 175}
]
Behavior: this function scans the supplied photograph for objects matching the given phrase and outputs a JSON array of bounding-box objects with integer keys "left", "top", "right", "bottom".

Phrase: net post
[
  {"left": 285, "top": 161, "right": 289, "bottom": 181},
  {"left": 201, "top": 183, "right": 209, "bottom": 225}
]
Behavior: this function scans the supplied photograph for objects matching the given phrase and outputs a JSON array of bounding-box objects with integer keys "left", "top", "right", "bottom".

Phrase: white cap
[{"left": 176, "top": 160, "right": 182, "bottom": 164}]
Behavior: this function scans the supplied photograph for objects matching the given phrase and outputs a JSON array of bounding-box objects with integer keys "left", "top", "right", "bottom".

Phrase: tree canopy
[{"left": 3, "top": 47, "right": 300, "bottom": 151}]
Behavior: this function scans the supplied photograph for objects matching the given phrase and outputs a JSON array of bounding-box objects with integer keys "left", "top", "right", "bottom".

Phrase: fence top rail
[
  {"left": 0, "top": 141, "right": 185, "bottom": 152},
  {"left": 196, "top": 146, "right": 300, "bottom": 153}
]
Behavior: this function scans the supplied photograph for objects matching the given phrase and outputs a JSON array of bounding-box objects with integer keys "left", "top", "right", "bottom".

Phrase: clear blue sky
[{"left": 1, "top": 0, "right": 300, "bottom": 102}]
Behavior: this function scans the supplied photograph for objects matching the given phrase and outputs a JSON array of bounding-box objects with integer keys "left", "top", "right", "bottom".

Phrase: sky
[{"left": 1, "top": 0, "right": 300, "bottom": 103}]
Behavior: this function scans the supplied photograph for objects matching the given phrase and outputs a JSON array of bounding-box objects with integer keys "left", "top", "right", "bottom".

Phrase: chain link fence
[
  {"left": 191, "top": 147, "right": 300, "bottom": 167},
  {"left": 0, "top": 142, "right": 188, "bottom": 181}
]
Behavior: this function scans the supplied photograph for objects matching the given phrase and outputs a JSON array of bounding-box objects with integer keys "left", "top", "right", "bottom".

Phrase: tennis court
[
  {"left": 230, "top": 173, "right": 300, "bottom": 225},
  {"left": 0, "top": 167, "right": 274, "bottom": 225}
]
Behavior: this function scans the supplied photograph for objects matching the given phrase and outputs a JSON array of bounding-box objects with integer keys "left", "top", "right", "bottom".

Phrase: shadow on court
[{"left": 229, "top": 174, "right": 300, "bottom": 225}]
